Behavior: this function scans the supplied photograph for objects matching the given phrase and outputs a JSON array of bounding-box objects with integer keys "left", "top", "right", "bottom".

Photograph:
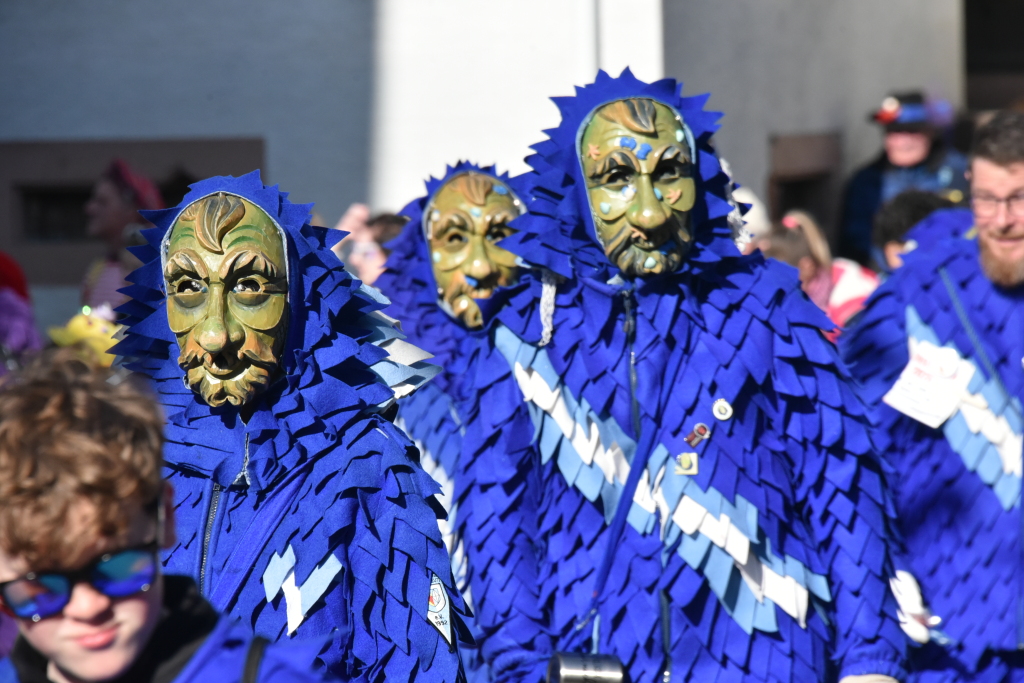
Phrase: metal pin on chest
[{"left": 675, "top": 422, "right": 710, "bottom": 475}]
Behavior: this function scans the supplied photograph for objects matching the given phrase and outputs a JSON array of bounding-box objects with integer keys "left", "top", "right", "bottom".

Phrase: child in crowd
[
  {"left": 0, "top": 355, "right": 336, "bottom": 683},
  {"left": 758, "top": 210, "right": 879, "bottom": 339},
  {"left": 871, "top": 189, "right": 957, "bottom": 273}
]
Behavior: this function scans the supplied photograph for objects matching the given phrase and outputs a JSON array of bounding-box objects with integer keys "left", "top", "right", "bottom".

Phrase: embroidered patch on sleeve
[{"left": 427, "top": 573, "right": 453, "bottom": 645}]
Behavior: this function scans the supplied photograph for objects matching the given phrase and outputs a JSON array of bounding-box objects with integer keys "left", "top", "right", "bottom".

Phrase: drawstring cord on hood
[{"left": 539, "top": 269, "right": 559, "bottom": 347}]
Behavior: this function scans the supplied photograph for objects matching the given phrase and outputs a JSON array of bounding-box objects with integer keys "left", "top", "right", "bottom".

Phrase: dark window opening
[
  {"left": 966, "top": 0, "right": 1024, "bottom": 109},
  {"left": 19, "top": 186, "right": 92, "bottom": 242},
  {"left": 768, "top": 133, "right": 842, "bottom": 250}
]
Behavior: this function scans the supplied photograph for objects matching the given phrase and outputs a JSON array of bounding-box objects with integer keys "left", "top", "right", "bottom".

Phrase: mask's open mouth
[
  {"left": 202, "top": 352, "right": 245, "bottom": 379},
  {"left": 630, "top": 227, "right": 672, "bottom": 251}
]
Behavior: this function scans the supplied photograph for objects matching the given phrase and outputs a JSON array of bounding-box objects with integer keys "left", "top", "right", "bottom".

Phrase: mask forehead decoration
[
  {"left": 423, "top": 172, "right": 522, "bottom": 329},
  {"left": 579, "top": 97, "right": 697, "bottom": 279},
  {"left": 163, "top": 192, "right": 289, "bottom": 408}
]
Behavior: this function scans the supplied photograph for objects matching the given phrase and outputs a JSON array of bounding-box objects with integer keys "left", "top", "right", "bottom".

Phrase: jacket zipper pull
[{"left": 622, "top": 289, "right": 636, "bottom": 341}]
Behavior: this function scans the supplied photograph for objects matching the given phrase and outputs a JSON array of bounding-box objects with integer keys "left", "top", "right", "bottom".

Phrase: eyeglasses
[
  {"left": 0, "top": 542, "right": 159, "bottom": 622},
  {"left": 972, "top": 194, "right": 1024, "bottom": 219}
]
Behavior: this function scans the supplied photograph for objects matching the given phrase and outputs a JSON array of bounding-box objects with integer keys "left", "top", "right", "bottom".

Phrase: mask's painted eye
[
  {"left": 652, "top": 159, "right": 691, "bottom": 184},
  {"left": 605, "top": 168, "right": 634, "bottom": 186},
  {"left": 176, "top": 280, "right": 203, "bottom": 294},
  {"left": 233, "top": 279, "right": 261, "bottom": 293},
  {"left": 487, "top": 224, "right": 509, "bottom": 243},
  {"left": 447, "top": 233, "right": 467, "bottom": 245}
]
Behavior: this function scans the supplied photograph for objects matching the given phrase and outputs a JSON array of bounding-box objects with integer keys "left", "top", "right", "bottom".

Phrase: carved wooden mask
[
  {"left": 163, "top": 192, "right": 289, "bottom": 407},
  {"left": 579, "top": 98, "right": 697, "bottom": 278},
  {"left": 425, "top": 173, "right": 520, "bottom": 328}
]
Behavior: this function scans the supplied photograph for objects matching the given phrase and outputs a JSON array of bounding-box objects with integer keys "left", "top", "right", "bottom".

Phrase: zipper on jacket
[
  {"left": 199, "top": 433, "right": 249, "bottom": 595},
  {"left": 622, "top": 290, "right": 641, "bottom": 440},
  {"left": 623, "top": 289, "right": 671, "bottom": 679},
  {"left": 199, "top": 482, "right": 222, "bottom": 595}
]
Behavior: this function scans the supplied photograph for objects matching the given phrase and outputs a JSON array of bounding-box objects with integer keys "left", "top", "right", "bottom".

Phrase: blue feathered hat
[
  {"left": 379, "top": 161, "right": 535, "bottom": 329},
  {"left": 498, "top": 68, "right": 741, "bottom": 281},
  {"left": 114, "top": 170, "right": 438, "bottom": 488}
]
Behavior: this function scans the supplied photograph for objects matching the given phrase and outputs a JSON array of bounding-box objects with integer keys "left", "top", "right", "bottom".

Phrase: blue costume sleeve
[
  {"left": 455, "top": 339, "right": 550, "bottom": 683},
  {"left": 838, "top": 272, "right": 917, "bottom": 577},
  {"left": 772, "top": 284, "right": 906, "bottom": 680},
  {"left": 840, "top": 279, "right": 910, "bottom": 409},
  {"left": 345, "top": 426, "right": 469, "bottom": 683}
]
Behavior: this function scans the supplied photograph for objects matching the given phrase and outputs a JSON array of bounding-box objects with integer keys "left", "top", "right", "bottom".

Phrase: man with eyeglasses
[
  {"left": 0, "top": 354, "right": 338, "bottom": 683},
  {"left": 841, "top": 111, "right": 1024, "bottom": 683}
]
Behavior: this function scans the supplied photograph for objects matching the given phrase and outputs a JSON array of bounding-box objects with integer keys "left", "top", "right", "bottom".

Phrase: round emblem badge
[{"left": 712, "top": 398, "right": 733, "bottom": 421}]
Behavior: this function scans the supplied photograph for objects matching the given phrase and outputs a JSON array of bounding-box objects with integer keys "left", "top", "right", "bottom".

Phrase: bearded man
[
  {"left": 114, "top": 171, "right": 469, "bottom": 681},
  {"left": 374, "top": 163, "right": 534, "bottom": 683},
  {"left": 455, "top": 69, "right": 905, "bottom": 683},
  {"left": 841, "top": 112, "right": 1024, "bottom": 683}
]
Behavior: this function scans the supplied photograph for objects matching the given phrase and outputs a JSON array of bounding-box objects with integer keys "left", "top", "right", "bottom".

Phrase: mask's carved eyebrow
[
  {"left": 659, "top": 145, "right": 691, "bottom": 165},
  {"left": 486, "top": 209, "right": 518, "bottom": 227},
  {"left": 164, "top": 250, "right": 208, "bottom": 281},
  {"left": 590, "top": 151, "right": 639, "bottom": 178},
  {"left": 220, "top": 249, "right": 283, "bottom": 280},
  {"left": 431, "top": 211, "right": 471, "bottom": 239}
]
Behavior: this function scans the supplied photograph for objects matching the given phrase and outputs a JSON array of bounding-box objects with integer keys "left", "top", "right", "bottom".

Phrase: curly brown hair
[{"left": 0, "top": 352, "right": 164, "bottom": 569}]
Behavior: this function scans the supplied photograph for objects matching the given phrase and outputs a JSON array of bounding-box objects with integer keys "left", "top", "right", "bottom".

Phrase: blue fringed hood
[
  {"left": 497, "top": 68, "right": 742, "bottom": 284},
  {"left": 114, "top": 170, "right": 439, "bottom": 489}
]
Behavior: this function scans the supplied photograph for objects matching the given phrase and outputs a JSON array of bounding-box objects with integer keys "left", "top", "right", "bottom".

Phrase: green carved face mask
[
  {"left": 163, "top": 193, "right": 289, "bottom": 408},
  {"left": 425, "top": 173, "right": 521, "bottom": 329},
  {"left": 579, "top": 98, "right": 696, "bottom": 278}
]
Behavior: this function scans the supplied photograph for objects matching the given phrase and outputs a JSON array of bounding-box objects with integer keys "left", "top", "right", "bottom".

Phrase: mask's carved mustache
[
  {"left": 178, "top": 330, "right": 279, "bottom": 408},
  {"left": 603, "top": 214, "right": 690, "bottom": 274},
  {"left": 179, "top": 331, "right": 277, "bottom": 373},
  {"left": 445, "top": 275, "right": 497, "bottom": 304}
]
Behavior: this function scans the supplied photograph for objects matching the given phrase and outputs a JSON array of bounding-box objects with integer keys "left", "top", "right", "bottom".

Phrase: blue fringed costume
[
  {"left": 114, "top": 172, "right": 470, "bottom": 681},
  {"left": 841, "top": 235, "right": 1024, "bottom": 682},
  {"left": 375, "top": 162, "right": 534, "bottom": 682},
  {"left": 455, "top": 70, "right": 906, "bottom": 683}
]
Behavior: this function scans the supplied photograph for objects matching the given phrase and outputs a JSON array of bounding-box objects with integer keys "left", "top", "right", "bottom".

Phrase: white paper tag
[
  {"left": 427, "top": 573, "right": 452, "bottom": 645},
  {"left": 883, "top": 338, "right": 975, "bottom": 429}
]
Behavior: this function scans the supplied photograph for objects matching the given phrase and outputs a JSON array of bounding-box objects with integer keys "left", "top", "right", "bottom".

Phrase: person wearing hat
[{"left": 840, "top": 92, "right": 968, "bottom": 266}]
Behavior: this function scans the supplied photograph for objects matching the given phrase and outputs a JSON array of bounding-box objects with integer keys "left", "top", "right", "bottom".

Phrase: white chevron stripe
[
  {"left": 515, "top": 363, "right": 629, "bottom": 485},
  {"left": 958, "top": 393, "right": 1023, "bottom": 476},
  {"left": 512, "top": 360, "right": 814, "bottom": 628},
  {"left": 642, "top": 467, "right": 810, "bottom": 627}
]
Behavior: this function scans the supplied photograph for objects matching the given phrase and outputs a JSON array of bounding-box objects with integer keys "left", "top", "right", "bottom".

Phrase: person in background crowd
[
  {"left": 841, "top": 111, "right": 1024, "bottom": 683},
  {"left": 81, "top": 159, "right": 164, "bottom": 311},
  {"left": 758, "top": 210, "right": 878, "bottom": 338},
  {"left": 331, "top": 203, "right": 407, "bottom": 285},
  {"left": 871, "top": 190, "right": 955, "bottom": 274},
  {"left": 0, "top": 251, "right": 41, "bottom": 376},
  {"left": 841, "top": 92, "right": 968, "bottom": 265},
  {"left": 0, "top": 354, "right": 339, "bottom": 683},
  {"left": 47, "top": 304, "right": 120, "bottom": 367}
]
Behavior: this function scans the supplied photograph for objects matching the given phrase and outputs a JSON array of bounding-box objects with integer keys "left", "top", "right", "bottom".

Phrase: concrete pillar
[{"left": 368, "top": 0, "right": 665, "bottom": 211}]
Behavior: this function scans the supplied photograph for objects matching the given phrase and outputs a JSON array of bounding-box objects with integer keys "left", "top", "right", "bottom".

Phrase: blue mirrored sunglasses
[{"left": 0, "top": 542, "right": 159, "bottom": 622}]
